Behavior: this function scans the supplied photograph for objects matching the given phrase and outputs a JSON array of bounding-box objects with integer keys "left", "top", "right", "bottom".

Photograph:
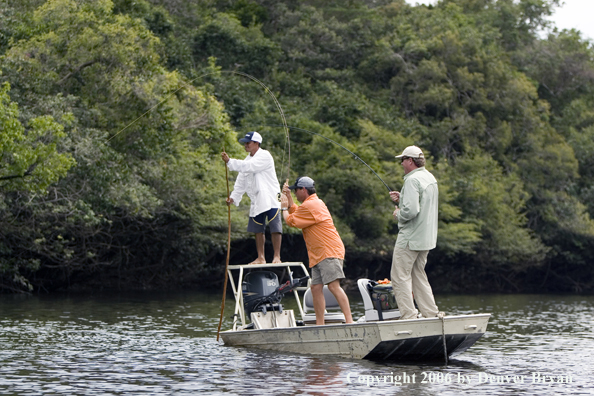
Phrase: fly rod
[{"left": 267, "top": 125, "right": 393, "bottom": 192}]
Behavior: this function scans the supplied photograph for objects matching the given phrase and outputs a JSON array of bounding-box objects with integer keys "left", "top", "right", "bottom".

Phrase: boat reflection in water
[{"left": 219, "top": 263, "right": 490, "bottom": 362}]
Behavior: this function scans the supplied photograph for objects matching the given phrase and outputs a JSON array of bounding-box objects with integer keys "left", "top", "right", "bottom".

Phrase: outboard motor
[{"left": 243, "top": 271, "right": 282, "bottom": 317}]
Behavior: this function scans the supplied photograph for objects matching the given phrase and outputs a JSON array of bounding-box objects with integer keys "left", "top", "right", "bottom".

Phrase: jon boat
[{"left": 219, "top": 262, "right": 490, "bottom": 362}]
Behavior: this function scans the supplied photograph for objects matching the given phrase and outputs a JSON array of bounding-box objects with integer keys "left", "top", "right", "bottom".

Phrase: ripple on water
[{"left": 0, "top": 292, "right": 593, "bottom": 395}]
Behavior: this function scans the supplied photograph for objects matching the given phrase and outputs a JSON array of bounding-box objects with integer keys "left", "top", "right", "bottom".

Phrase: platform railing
[{"left": 227, "top": 262, "right": 311, "bottom": 330}]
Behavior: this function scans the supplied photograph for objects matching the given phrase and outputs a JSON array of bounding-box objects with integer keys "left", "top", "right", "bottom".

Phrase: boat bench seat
[
  {"left": 357, "top": 278, "right": 401, "bottom": 322},
  {"left": 302, "top": 286, "right": 346, "bottom": 325}
]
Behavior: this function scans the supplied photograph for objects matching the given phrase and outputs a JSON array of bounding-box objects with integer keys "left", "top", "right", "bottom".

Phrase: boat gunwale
[{"left": 220, "top": 313, "right": 492, "bottom": 335}]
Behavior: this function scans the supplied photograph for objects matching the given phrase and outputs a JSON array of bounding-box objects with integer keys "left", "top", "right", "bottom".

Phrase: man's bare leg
[
  {"left": 248, "top": 233, "right": 266, "bottom": 264},
  {"left": 327, "top": 280, "right": 354, "bottom": 323},
  {"left": 271, "top": 232, "right": 282, "bottom": 263},
  {"left": 311, "top": 283, "right": 326, "bottom": 325}
]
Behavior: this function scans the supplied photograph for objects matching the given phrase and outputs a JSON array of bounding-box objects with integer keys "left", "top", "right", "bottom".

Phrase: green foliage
[
  {"left": 0, "top": 82, "right": 75, "bottom": 192},
  {"left": 192, "top": 13, "right": 280, "bottom": 77},
  {"left": 432, "top": 162, "right": 482, "bottom": 256},
  {"left": 517, "top": 29, "right": 594, "bottom": 126},
  {"left": 440, "top": 151, "right": 547, "bottom": 269},
  {"left": 2, "top": 0, "right": 594, "bottom": 293},
  {"left": 227, "top": 0, "right": 269, "bottom": 27},
  {"left": 0, "top": 0, "right": 238, "bottom": 292},
  {"left": 0, "top": 81, "right": 75, "bottom": 292},
  {"left": 312, "top": 81, "right": 368, "bottom": 138}
]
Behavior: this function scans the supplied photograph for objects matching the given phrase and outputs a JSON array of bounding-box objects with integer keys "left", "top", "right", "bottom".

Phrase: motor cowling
[{"left": 242, "top": 271, "right": 282, "bottom": 317}]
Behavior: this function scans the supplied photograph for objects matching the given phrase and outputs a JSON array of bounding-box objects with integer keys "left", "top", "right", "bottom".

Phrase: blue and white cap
[{"left": 239, "top": 131, "right": 263, "bottom": 144}]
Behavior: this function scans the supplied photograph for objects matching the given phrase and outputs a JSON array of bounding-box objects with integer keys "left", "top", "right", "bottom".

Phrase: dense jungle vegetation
[{"left": 1, "top": 0, "right": 593, "bottom": 293}]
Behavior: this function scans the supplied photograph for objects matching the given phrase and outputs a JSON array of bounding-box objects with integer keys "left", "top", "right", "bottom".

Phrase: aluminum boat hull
[{"left": 221, "top": 313, "right": 489, "bottom": 361}]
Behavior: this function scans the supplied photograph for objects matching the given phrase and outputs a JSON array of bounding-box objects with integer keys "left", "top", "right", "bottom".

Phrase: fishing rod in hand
[{"left": 266, "top": 125, "right": 393, "bottom": 192}]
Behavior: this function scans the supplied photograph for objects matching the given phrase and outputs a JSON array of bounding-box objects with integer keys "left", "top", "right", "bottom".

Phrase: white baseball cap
[{"left": 395, "top": 145, "right": 424, "bottom": 159}]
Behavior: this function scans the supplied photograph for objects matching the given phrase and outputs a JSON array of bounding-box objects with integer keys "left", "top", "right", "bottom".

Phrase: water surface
[{"left": 1, "top": 291, "right": 592, "bottom": 395}]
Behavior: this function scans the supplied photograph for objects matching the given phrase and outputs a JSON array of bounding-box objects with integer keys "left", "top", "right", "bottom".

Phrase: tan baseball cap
[{"left": 395, "top": 145, "right": 424, "bottom": 159}]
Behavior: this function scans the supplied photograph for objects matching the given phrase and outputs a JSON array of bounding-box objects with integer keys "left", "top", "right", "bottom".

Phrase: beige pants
[{"left": 390, "top": 245, "right": 439, "bottom": 320}]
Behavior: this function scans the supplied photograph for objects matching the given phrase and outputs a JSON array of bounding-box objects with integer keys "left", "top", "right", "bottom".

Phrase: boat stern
[{"left": 364, "top": 314, "right": 490, "bottom": 361}]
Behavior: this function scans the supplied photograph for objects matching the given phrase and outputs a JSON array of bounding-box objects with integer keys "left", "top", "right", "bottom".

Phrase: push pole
[{"left": 217, "top": 149, "right": 232, "bottom": 341}]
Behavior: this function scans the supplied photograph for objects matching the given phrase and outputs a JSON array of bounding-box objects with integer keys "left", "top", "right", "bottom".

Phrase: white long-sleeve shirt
[{"left": 228, "top": 148, "right": 281, "bottom": 217}]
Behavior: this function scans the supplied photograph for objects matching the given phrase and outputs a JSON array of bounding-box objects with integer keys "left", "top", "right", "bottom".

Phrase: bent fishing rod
[
  {"left": 266, "top": 125, "right": 393, "bottom": 192},
  {"left": 109, "top": 70, "right": 291, "bottom": 183}
]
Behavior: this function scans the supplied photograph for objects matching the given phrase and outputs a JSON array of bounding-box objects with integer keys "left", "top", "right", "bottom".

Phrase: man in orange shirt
[{"left": 281, "top": 176, "right": 353, "bottom": 325}]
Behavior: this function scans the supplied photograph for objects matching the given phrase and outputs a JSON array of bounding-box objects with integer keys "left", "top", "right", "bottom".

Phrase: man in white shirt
[{"left": 221, "top": 132, "right": 282, "bottom": 264}]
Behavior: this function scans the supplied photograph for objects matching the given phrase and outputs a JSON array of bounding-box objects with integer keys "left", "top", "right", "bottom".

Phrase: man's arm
[
  {"left": 282, "top": 183, "right": 294, "bottom": 207},
  {"left": 228, "top": 149, "right": 273, "bottom": 173},
  {"left": 397, "top": 180, "right": 420, "bottom": 222},
  {"left": 281, "top": 183, "right": 296, "bottom": 223},
  {"left": 285, "top": 206, "right": 317, "bottom": 229},
  {"left": 281, "top": 195, "right": 316, "bottom": 229},
  {"left": 222, "top": 151, "right": 243, "bottom": 205},
  {"left": 228, "top": 172, "right": 247, "bottom": 206},
  {"left": 280, "top": 194, "right": 291, "bottom": 223}
]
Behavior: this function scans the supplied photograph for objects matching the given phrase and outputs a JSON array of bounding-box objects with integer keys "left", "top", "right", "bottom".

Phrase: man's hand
[
  {"left": 389, "top": 191, "right": 400, "bottom": 204},
  {"left": 226, "top": 197, "right": 234, "bottom": 206},
  {"left": 392, "top": 206, "right": 399, "bottom": 219},
  {"left": 221, "top": 152, "right": 230, "bottom": 163},
  {"left": 282, "top": 182, "right": 295, "bottom": 208}
]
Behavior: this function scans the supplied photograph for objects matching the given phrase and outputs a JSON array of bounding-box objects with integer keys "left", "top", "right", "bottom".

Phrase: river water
[{"left": 1, "top": 290, "right": 592, "bottom": 395}]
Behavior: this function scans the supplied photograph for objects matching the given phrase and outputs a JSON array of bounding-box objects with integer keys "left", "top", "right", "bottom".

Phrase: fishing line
[
  {"left": 108, "top": 70, "right": 291, "bottom": 182},
  {"left": 265, "top": 125, "right": 393, "bottom": 192}
]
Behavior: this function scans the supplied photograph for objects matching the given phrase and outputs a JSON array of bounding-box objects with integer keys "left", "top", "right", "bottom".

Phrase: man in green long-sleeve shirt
[{"left": 389, "top": 145, "right": 442, "bottom": 320}]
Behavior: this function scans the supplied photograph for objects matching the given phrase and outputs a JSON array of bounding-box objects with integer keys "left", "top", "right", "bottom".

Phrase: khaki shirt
[{"left": 396, "top": 167, "right": 439, "bottom": 251}]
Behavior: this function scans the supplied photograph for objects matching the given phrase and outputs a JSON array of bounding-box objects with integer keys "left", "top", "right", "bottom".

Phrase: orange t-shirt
[{"left": 285, "top": 194, "right": 345, "bottom": 267}]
